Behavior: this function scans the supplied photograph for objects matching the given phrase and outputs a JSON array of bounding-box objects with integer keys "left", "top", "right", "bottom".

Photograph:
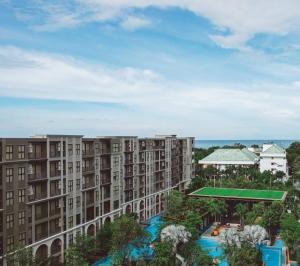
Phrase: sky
[{"left": 0, "top": 0, "right": 300, "bottom": 139}]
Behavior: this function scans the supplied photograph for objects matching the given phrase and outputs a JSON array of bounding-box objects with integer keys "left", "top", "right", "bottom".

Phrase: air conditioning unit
[
  {"left": 28, "top": 164, "right": 33, "bottom": 174},
  {"left": 28, "top": 143, "right": 33, "bottom": 153}
]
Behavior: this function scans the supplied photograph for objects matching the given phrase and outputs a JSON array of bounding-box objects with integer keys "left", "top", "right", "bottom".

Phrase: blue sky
[{"left": 0, "top": 0, "right": 300, "bottom": 139}]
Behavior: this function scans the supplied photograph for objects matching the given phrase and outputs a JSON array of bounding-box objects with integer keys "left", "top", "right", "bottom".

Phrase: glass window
[
  {"left": 6, "top": 145, "right": 13, "bottom": 160},
  {"left": 6, "top": 168, "right": 13, "bottom": 183},
  {"left": 6, "top": 214, "right": 14, "bottom": 229},
  {"left": 18, "top": 167, "right": 25, "bottom": 181},
  {"left": 18, "top": 189, "right": 25, "bottom": 203},
  {"left": 6, "top": 191, "right": 14, "bottom": 206},
  {"left": 18, "top": 211, "right": 25, "bottom": 225},
  {"left": 18, "top": 145, "right": 25, "bottom": 159}
]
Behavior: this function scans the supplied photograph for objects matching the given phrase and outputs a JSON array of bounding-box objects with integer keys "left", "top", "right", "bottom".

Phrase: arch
[
  {"left": 125, "top": 204, "right": 131, "bottom": 214},
  {"left": 50, "top": 238, "right": 62, "bottom": 255},
  {"left": 139, "top": 200, "right": 144, "bottom": 210},
  {"left": 87, "top": 224, "right": 96, "bottom": 236},
  {"left": 35, "top": 244, "right": 48, "bottom": 263},
  {"left": 104, "top": 216, "right": 111, "bottom": 224}
]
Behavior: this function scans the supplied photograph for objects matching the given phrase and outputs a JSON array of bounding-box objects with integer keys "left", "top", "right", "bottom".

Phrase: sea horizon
[{"left": 195, "top": 139, "right": 300, "bottom": 149}]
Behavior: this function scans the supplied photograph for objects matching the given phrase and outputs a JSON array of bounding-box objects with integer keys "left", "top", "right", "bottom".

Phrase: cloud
[
  {"left": 120, "top": 16, "right": 151, "bottom": 31},
  {"left": 6, "top": 0, "right": 300, "bottom": 49},
  {"left": 0, "top": 45, "right": 300, "bottom": 138}
]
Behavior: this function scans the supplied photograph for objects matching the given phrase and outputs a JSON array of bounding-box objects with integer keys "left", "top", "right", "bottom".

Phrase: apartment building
[{"left": 0, "top": 134, "right": 194, "bottom": 265}]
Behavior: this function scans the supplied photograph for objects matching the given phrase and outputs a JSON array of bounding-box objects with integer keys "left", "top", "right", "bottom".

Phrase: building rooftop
[
  {"left": 261, "top": 143, "right": 285, "bottom": 154},
  {"left": 189, "top": 187, "right": 287, "bottom": 201},
  {"left": 199, "top": 148, "right": 258, "bottom": 164}
]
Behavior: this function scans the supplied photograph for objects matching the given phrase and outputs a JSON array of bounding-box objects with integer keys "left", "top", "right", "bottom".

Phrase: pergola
[{"left": 189, "top": 187, "right": 287, "bottom": 223}]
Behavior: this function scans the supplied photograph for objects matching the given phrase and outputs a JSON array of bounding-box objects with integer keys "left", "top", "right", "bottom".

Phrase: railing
[
  {"left": 49, "top": 208, "right": 60, "bottom": 216},
  {"left": 100, "top": 178, "right": 111, "bottom": 185},
  {"left": 28, "top": 152, "right": 47, "bottom": 160},
  {"left": 28, "top": 193, "right": 47, "bottom": 202},
  {"left": 50, "top": 151, "right": 61, "bottom": 158},
  {"left": 28, "top": 173, "right": 47, "bottom": 181},
  {"left": 50, "top": 189, "right": 61, "bottom": 197},
  {"left": 82, "top": 149, "right": 94, "bottom": 156}
]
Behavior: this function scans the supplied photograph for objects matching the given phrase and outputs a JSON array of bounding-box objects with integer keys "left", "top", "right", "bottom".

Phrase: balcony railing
[
  {"left": 28, "top": 173, "right": 47, "bottom": 181},
  {"left": 50, "top": 189, "right": 61, "bottom": 197},
  {"left": 82, "top": 149, "right": 94, "bottom": 156},
  {"left": 28, "top": 193, "right": 47, "bottom": 202},
  {"left": 100, "top": 178, "right": 111, "bottom": 185},
  {"left": 28, "top": 152, "right": 47, "bottom": 160}
]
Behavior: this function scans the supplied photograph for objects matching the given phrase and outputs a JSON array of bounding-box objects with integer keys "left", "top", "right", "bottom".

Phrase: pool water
[
  {"left": 93, "top": 216, "right": 162, "bottom": 266},
  {"left": 197, "top": 237, "right": 287, "bottom": 266},
  {"left": 196, "top": 237, "right": 228, "bottom": 266}
]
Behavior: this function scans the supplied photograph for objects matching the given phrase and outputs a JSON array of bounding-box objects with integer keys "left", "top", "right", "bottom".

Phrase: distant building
[
  {"left": 198, "top": 148, "right": 259, "bottom": 170},
  {"left": 259, "top": 144, "right": 288, "bottom": 175}
]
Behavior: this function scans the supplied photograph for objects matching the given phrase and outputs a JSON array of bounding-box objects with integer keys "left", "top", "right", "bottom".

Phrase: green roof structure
[
  {"left": 199, "top": 148, "right": 258, "bottom": 165},
  {"left": 189, "top": 187, "right": 287, "bottom": 202}
]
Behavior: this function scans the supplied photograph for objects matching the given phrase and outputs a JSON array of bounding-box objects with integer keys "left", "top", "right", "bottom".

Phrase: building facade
[
  {"left": 0, "top": 134, "right": 194, "bottom": 265},
  {"left": 259, "top": 144, "right": 288, "bottom": 175}
]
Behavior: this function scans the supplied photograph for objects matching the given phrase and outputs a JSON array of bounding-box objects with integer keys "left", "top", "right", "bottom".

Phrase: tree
[
  {"left": 180, "top": 211, "right": 203, "bottom": 240},
  {"left": 179, "top": 241, "right": 212, "bottom": 266},
  {"left": 96, "top": 222, "right": 112, "bottom": 255},
  {"left": 165, "top": 190, "right": 184, "bottom": 218},
  {"left": 207, "top": 199, "right": 227, "bottom": 222},
  {"left": 150, "top": 241, "right": 174, "bottom": 266},
  {"left": 260, "top": 202, "right": 284, "bottom": 240},
  {"left": 110, "top": 214, "right": 146, "bottom": 262},
  {"left": 234, "top": 203, "right": 248, "bottom": 227},
  {"left": 280, "top": 214, "right": 300, "bottom": 262},
  {"left": 224, "top": 243, "right": 262, "bottom": 266},
  {"left": 65, "top": 246, "right": 89, "bottom": 266},
  {"left": 6, "top": 246, "right": 37, "bottom": 266}
]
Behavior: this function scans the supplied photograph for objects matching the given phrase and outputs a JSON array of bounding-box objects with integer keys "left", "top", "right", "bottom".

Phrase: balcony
[
  {"left": 82, "top": 166, "right": 94, "bottom": 174},
  {"left": 50, "top": 151, "right": 61, "bottom": 158},
  {"left": 100, "top": 177, "right": 111, "bottom": 185},
  {"left": 82, "top": 181, "right": 95, "bottom": 190},
  {"left": 50, "top": 189, "right": 61, "bottom": 197},
  {"left": 35, "top": 231, "right": 48, "bottom": 241},
  {"left": 82, "top": 149, "right": 94, "bottom": 157},
  {"left": 28, "top": 173, "right": 47, "bottom": 182},
  {"left": 29, "top": 192, "right": 47, "bottom": 202},
  {"left": 125, "top": 159, "right": 133, "bottom": 165},
  {"left": 49, "top": 208, "right": 60, "bottom": 216},
  {"left": 28, "top": 151, "right": 47, "bottom": 160}
]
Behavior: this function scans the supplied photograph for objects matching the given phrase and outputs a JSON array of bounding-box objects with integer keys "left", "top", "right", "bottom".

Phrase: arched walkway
[
  {"left": 51, "top": 238, "right": 62, "bottom": 255},
  {"left": 104, "top": 216, "right": 111, "bottom": 224},
  {"left": 125, "top": 204, "right": 131, "bottom": 214},
  {"left": 87, "top": 224, "right": 96, "bottom": 236},
  {"left": 35, "top": 244, "right": 48, "bottom": 265}
]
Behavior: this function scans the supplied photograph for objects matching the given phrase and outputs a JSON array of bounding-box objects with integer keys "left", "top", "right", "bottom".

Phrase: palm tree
[
  {"left": 234, "top": 203, "right": 248, "bottom": 227},
  {"left": 207, "top": 199, "right": 227, "bottom": 222}
]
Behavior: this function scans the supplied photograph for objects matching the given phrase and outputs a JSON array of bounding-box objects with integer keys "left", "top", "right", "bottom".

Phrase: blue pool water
[
  {"left": 93, "top": 216, "right": 162, "bottom": 266},
  {"left": 197, "top": 237, "right": 287, "bottom": 266}
]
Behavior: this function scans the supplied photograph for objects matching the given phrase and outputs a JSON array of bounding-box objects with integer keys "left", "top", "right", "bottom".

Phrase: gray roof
[
  {"left": 199, "top": 148, "right": 258, "bottom": 164},
  {"left": 262, "top": 144, "right": 285, "bottom": 154}
]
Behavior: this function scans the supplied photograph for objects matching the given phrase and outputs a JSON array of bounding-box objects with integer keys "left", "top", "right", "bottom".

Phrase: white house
[{"left": 259, "top": 144, "right": 288, "bottom": 175}]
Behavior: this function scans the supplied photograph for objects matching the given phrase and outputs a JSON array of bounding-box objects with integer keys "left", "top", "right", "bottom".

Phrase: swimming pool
[
  {"left": 197, "top": 237, "right": 287, "bottom": 266},
  {"left": 93, "top": 216, "right": 162, "bottom": 266}
]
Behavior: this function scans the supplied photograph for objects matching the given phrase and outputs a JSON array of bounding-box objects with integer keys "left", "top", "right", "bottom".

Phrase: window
[
  {"left": 76, "top": 196, "right": 80, "bottom": 208},
  {"left": 113, "top": 200, "right": 119, "bottom": 210},
  {"left": 68, "top": 144, "right": 73, "bottom": 156},
  {"left": 76, "top": 161, "right": 80, "bottom": 173},
  {"left": 68, "top": 198, "right": 73, "bottom": 210},
  {"left": 68, "top": 162, "right": 73, "bottom": 174},
  {"left": 7, "top": 236, "right": 14, "bottom": 252},
  {"left": 18, "top": 189, "right": 25, "bottom": 203},
  {"left": 6, "top": 191, "right": 14, "bottom": 207},
  {"left": 19, "top": 232, "right": 26, "bottom": 245},
  {"left": 76, "top": 179, "right": 80, "bottom": 190},
  {"left": 68, "top": 180, "right": 73, "bottom": 192},
  {"left": 18, "top": 211, "right": 25, "bottom": 225},
  {"left": 113, "top": 143, "right": 120, "bottom": 152},
  {"left": 76, "top": 144, "right": 80, "bottom": 155},
  {"left": 18, "top": 145, "right": 25, "bottom": 159},
  {"left": 69, "top": 234, "right": 73, "bottom": 245},
  {"left": 6, "top": 214, "right": 14, "bottom": 229},
  {"left": 6, "top": 145, "right": 13, "bottom": 160},
  {"left": 6, "top": 168, "right": 13, "bottom": 183},
  {"left": 68, "top": 216, "right": 73, "bottom": 228},
  {"left": 18, "top": 167, "right": 25, "bottom": 181}
]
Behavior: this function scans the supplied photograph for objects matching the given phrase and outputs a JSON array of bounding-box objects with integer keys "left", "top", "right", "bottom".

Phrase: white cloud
[
  {"left": 7, "top": 0, "right": 300, "bottom": 48},
  {"left": 0, "top": 45, "right": 300, "bottom": 138},
  {"left": 120, "top": 16, "right": 151, "bottom": 31}
]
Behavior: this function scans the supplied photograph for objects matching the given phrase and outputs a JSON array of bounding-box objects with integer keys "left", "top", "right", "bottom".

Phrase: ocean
[{"left": 194, "top": 140, "right": 300, "bottom": 149}]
